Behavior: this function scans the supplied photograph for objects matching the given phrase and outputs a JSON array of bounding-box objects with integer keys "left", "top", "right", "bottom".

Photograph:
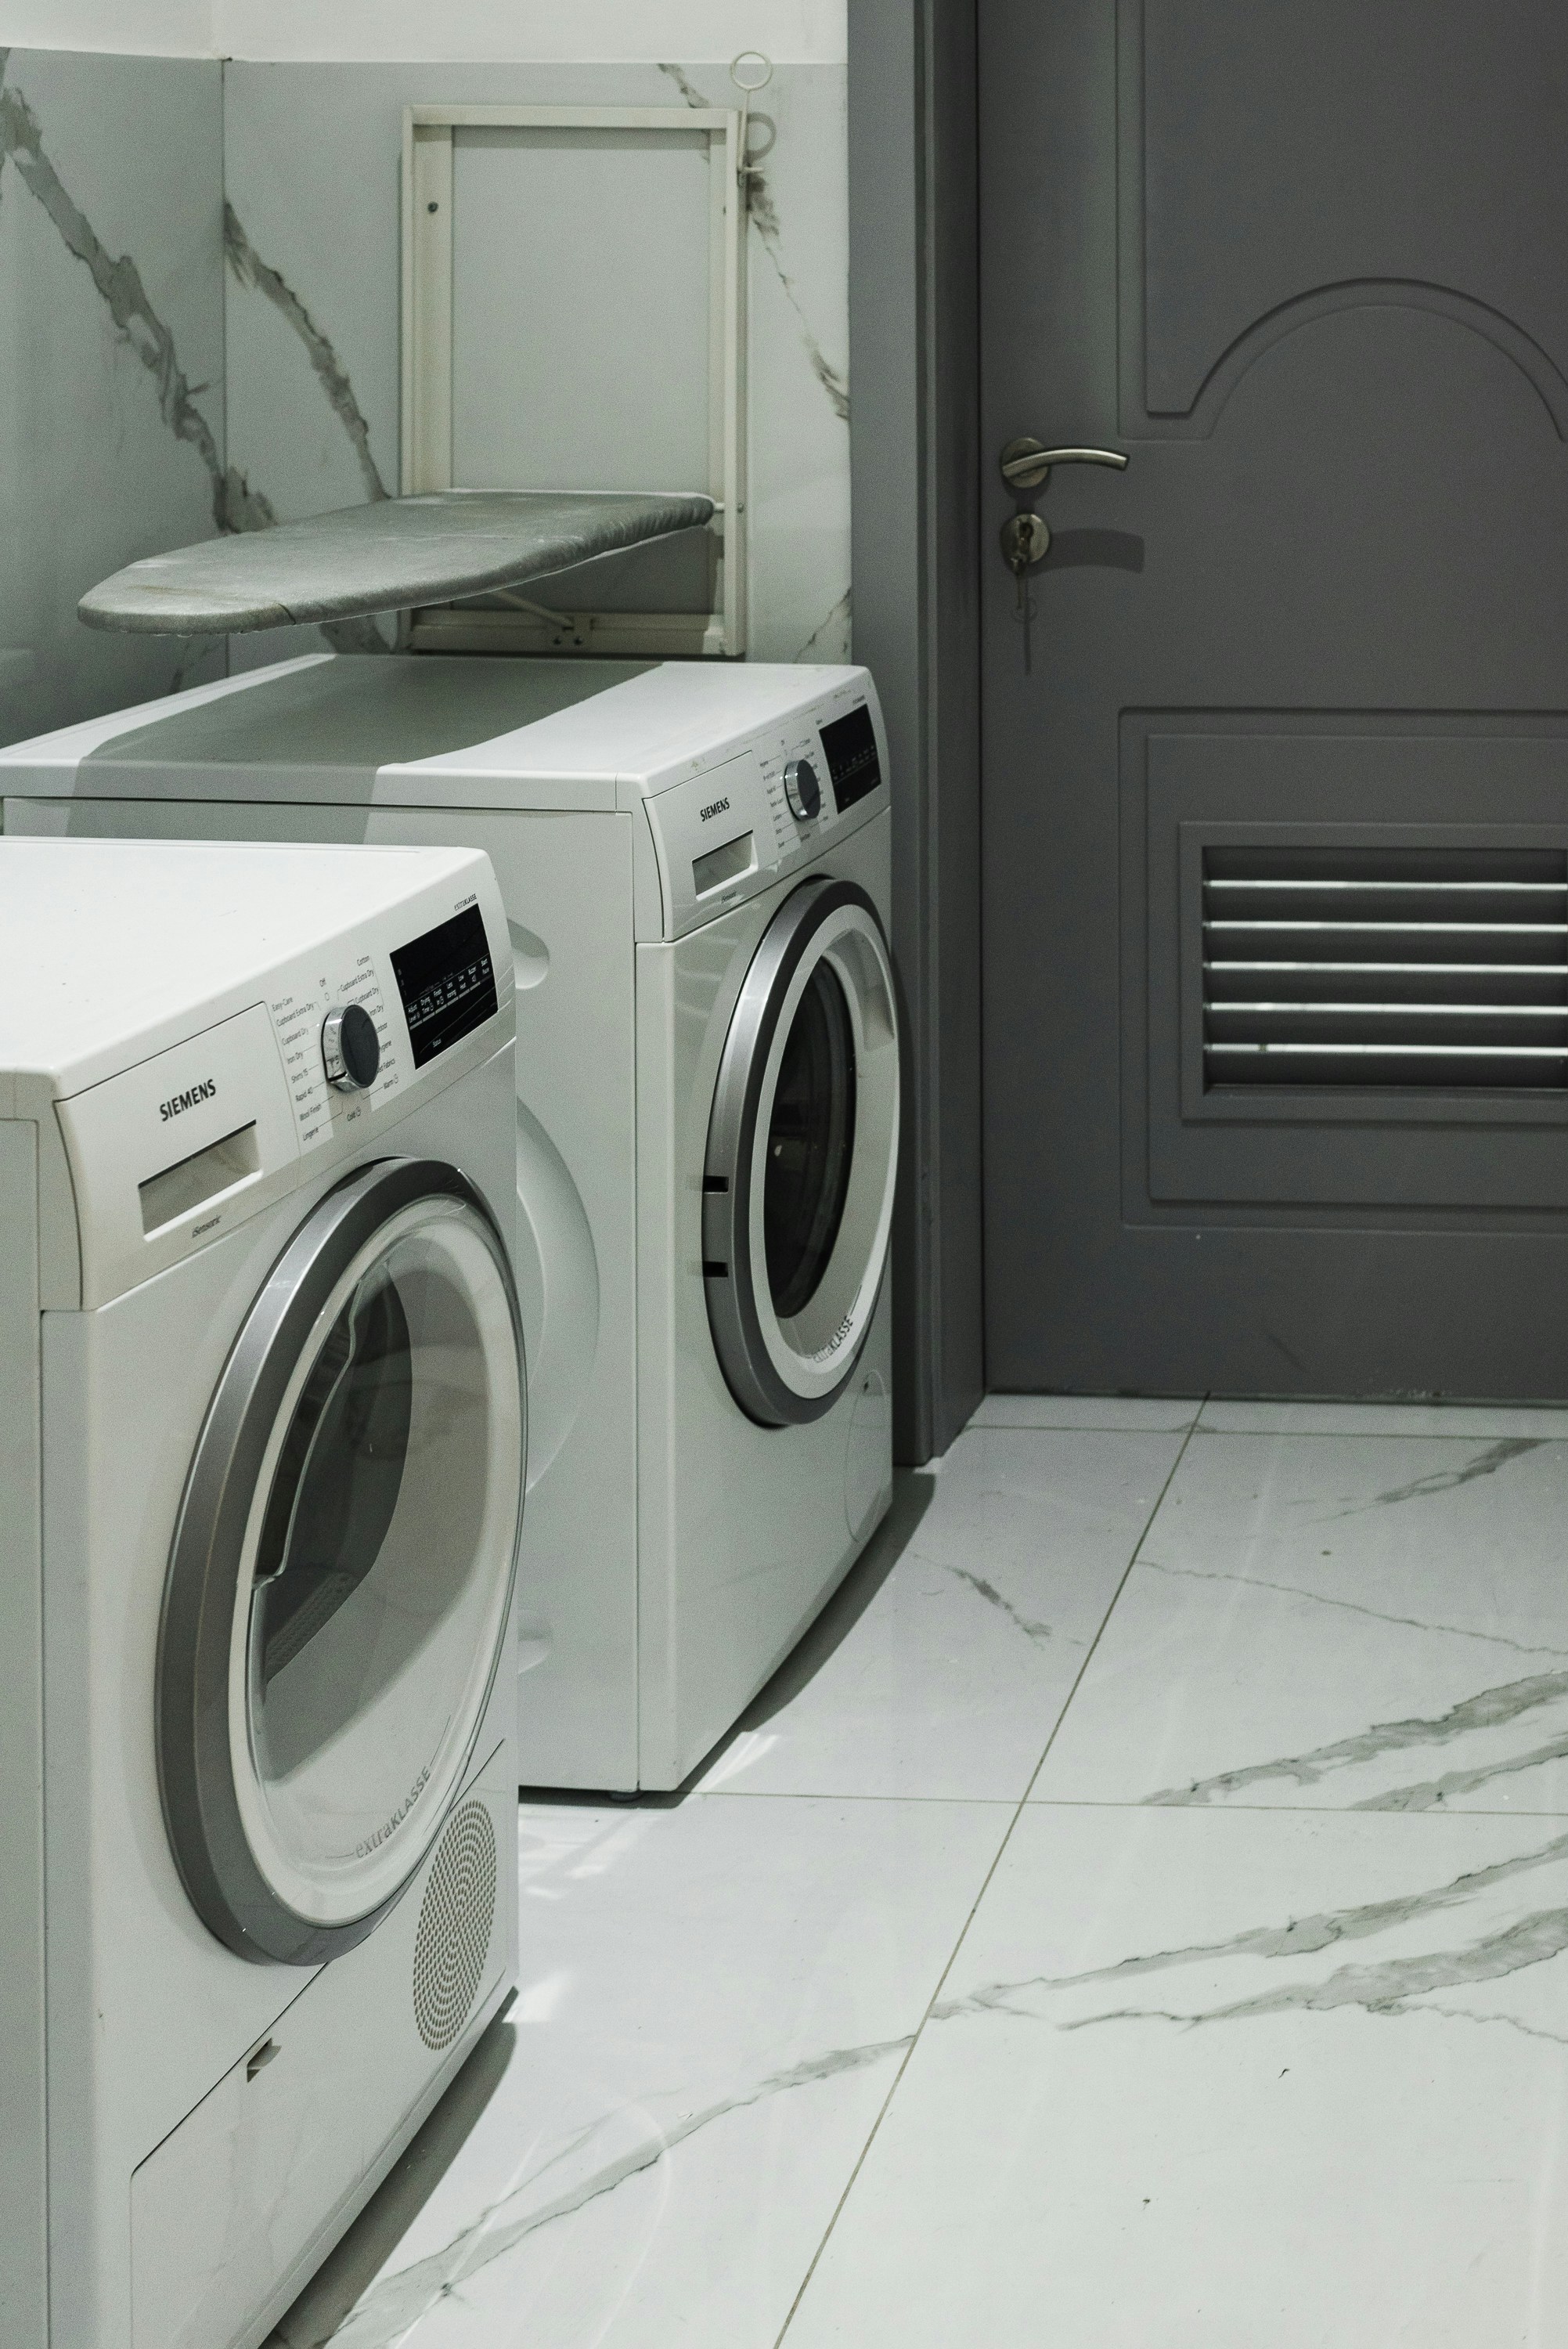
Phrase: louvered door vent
[{"left": 1203, "top": 846, "right": 1568, "bottom": 1089}]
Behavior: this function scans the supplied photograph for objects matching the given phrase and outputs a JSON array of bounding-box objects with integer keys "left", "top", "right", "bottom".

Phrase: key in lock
[{"left": 1000, "top": 511, "right": 1050, "bottom": 673}]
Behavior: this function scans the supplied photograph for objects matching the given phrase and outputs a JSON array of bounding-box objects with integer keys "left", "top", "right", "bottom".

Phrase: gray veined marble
[
  {"left": 0, "top": 56, "right": 259, "bottom": 537},
  {"left": 1060, "top": 1907, "right": 1568, "bottom": 2037},
  {"left": 934, "top": 1824, "right": 1568, "bottom": 2032},
  {"left": 224, "top": 201, "right": 388, "bottom": 507},
  {"left": 658, "top": 60, "right": 850, "bottom": 426},
  {"left": 0, "top": 46, "right": 229, "bottom": 737},
  {"left": 78, "top": 489, "right": 717, "bottom": 634},
  {"left": 744, "top": 165, "right": 849, "bottom": 424},
  {"left": 1032, "top": 1428, "right": 1568, "bottom": 1814},
  {"left": 1138, "top": 1552, "right": 1568, "bottom": 1661},
  {"left": 0, "top": 52, "right": 394, "bottom": 693},
  {"left": 942, "top": 1564, "right": 1054, "bottom": 1644},
  {"left": 794, "top": 585, "right": 852, "bottom": 660},
  {"left": 784, "top": 1806, "right": 1568, "bottom": 2349},
  {"left": 1328, "top": 1434, "right": 1545, "bottom": 1514},
  {"left": 1147, "top": 1666, "right": 1568, "bottom": 1809}
]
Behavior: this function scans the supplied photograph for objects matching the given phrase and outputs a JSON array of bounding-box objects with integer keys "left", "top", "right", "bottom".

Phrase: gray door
[{"left": 981, "top": 0, "right": 1568, "bottom": 1397}]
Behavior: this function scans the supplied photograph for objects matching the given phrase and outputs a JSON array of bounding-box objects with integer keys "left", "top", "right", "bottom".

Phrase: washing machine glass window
[
  {"left": 159, "top": 1158, "right": 525, "bottom": 1965},
  {"left": 705, "top": 879, "right": 900, "bottom": 1427},
  {"left": 765, "top": 961, "right": 858, "bottom": 1319}
]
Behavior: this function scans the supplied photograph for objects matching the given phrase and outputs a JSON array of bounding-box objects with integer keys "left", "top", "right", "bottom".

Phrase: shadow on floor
[
  {"left": 739, "top": 1467, "right": 938, "bottom": 1729},
  {"left": 266, "top": 2015, "right": 516, "bottom": 2347},
  {"left": 519, "top": 1467, "right": 939, "bottom": 1812}
]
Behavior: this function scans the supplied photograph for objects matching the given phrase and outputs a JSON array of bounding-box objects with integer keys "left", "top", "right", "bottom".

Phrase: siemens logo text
[
  {"left": 160, "top": 1081, "right": 216, "bottom": 1123},
  {"left": 699, "top": 796, "right": 731, "bottom": 822}
]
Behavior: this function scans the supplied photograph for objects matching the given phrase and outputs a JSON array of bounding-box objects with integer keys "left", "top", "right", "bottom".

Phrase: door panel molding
[
  {"left": 1121, "top": 0, "right": 1568, "bottom": 433},
  {"left": 1124, "top": 710, "right": 1568, "bottom": 1219},
  {"left": 1183, "top": 282, "right": 1568, "bottom": 445}
]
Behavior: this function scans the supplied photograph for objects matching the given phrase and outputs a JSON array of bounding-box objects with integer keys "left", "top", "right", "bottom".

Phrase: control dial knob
[
  {"left": 784, "top": 756, "right": 823, "bottom": 822},
  {"left": 321, "top": 1001, "right": 381, "bottom": 1093}
]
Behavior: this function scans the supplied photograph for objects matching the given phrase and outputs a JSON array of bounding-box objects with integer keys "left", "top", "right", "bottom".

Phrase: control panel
[
  {"left": 817, "top": 704, "right": 881, "bottom": 812},
  {"left": 268, "top": 945, "right": 401, "bottom": 1155},
  {"left": 55, "top": 864, "right": 511, "bottom": 1309},
  {"left": 390, "top": 905, "right": 499, "bottom": 1069},
  {"left": 641, "top": 687, "right": 890, "bottom": 941}
]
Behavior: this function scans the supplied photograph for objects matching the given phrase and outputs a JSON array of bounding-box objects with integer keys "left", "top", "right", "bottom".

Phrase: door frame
[{"left": 848, "top": 0, "right": 983, "bottom": 1461}]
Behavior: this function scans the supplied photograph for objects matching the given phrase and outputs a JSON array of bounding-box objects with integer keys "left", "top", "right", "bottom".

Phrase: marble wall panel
[
  {"left": 0, "top": 46, "right": 225, "bottom": 744},
  {"left": 222, "top": 60, "right": 850, "bottom": 667}
]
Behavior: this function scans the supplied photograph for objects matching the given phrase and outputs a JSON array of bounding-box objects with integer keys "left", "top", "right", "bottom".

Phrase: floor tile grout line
[
  {"left": 768, "top": 1418, "right": 1202, "bottom": 2349},
  {"left": 697, "top": 1789, "right": 1023, "bottom": 1805},
  {"left": 684, "top": 1788, "right": 1568, "bottom": 1821},
  {"left": 1194, "top": 1427, "right": 1568, "bottom": 1442},
  {"left": 1014, "top": 1419, "right": 1200, "bottom": 1804},
  {"left": 978, "top": 1425, "right": 1568, "bottom": 1445},
  {"left": 972, "top": 1418, "right": 1202, "bottom": 1431},
  {"left": 1022, "top": 1797, "right": 1568, "bottom": 1820},
  {"left": 533, "top": 1789, "right": 1568, "bottom": 1821},
  {"left": 978, "top": 1409, "right": 1568, "bottom": 1440}
]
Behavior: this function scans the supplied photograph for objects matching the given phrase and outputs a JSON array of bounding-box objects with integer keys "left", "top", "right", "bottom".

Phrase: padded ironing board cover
[{"left": 78, "top": 489, "right": 716, "bottom": 635}]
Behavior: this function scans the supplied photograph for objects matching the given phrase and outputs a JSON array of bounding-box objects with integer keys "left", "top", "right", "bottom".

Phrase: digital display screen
[
  {"left": 390, "top": 905, "right": 499, "bottom": 1069},
  {"left": 819, "top": 705, "right": 882, "bottom": 813}
]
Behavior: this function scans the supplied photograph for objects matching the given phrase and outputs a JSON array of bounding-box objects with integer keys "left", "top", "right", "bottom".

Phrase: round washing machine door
[
  {"left": 158, "top": 1157, "right": 524, "bottom": 1966},
  {"left": 704, "top": 878, "right": 900, "bottom": 1427}
]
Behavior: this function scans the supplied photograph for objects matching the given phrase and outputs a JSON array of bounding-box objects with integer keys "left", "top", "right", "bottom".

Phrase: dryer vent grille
[{"left": 412, "top": 1799, "right": 497, "bottom": 2051}]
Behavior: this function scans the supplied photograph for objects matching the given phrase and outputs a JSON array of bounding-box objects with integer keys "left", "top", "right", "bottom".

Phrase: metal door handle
[{"left": 1000, "top": 438, "right": 1129, "bottom": 493}]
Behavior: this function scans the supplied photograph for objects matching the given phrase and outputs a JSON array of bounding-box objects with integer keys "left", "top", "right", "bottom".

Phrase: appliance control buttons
[
  {"left": 784, "top": 756, "right": 823, "bottom": 822},
  {"left": 321, "top": 1001, "right": 381, "bottom": 1092}
]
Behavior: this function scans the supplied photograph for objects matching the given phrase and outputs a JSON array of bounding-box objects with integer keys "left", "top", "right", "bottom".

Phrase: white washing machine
[
  {"left": 0, "top": 657, "right": 899, "bottom": 1790},
  {"left": 0, "top": 838, "right": 524, "bottom": 2349}
]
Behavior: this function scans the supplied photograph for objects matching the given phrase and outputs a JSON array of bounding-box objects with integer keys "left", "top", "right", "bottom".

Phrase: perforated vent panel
[
  {"left": 412, "top": 1800, "right": 497, "bottom": 2051},
  {"left": 1203, "top": 846, "right": 1568, "bottom": 1088}
]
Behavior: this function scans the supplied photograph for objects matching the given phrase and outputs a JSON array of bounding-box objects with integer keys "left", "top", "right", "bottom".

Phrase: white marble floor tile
[
  {"left": 1199, "top": 1397, "right": 1568, "bottom": 1438},
  {"left": 697, "top": 1428, "right": 1186, "bottom": 1802},
  {"left": 783, "top": 1805, "right": 1568, "bottom": 2349},
  {"left": 1034, "top": 1431, "right": 1568, "bottom": 1813},
  {"left": 269, "top": 1793, "right": 1007, "bottom": 2349},
  {"left": 970, "top": 1393, "right": 1204, "bottom": 1432}
]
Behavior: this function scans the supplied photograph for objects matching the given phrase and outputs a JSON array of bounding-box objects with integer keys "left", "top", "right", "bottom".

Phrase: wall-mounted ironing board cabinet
[
  {"left": 402, "top": 103, "right": 748, "bottom": 659},
  {"left": 77, "top": 489, "right": 717, "bottom": 637}
]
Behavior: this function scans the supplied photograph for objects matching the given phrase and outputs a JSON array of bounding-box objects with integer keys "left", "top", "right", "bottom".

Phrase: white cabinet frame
[{"left": 401, "top": 103, "right": 747, "bottom": 659}]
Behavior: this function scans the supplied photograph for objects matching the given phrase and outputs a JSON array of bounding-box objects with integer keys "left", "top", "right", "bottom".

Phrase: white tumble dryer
[
  {"left": 0, "top": 657, "right": 899, "bottom": 1790},
  {"left": 0, "top": 838, "right": 524, "bottom": 2349}
]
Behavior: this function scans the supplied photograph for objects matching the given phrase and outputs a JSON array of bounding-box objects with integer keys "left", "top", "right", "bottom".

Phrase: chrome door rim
[
  {"left": 704, "top": 879, "right": 900, "bottom": 1426},
  {"left": 157, "top": 1157, "right": 524, "bottom": 1967}
]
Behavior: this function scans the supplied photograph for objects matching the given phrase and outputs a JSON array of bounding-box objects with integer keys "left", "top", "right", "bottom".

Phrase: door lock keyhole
[{"left": 1000, "top": 511, "right": 1051, "bottom": 572}]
